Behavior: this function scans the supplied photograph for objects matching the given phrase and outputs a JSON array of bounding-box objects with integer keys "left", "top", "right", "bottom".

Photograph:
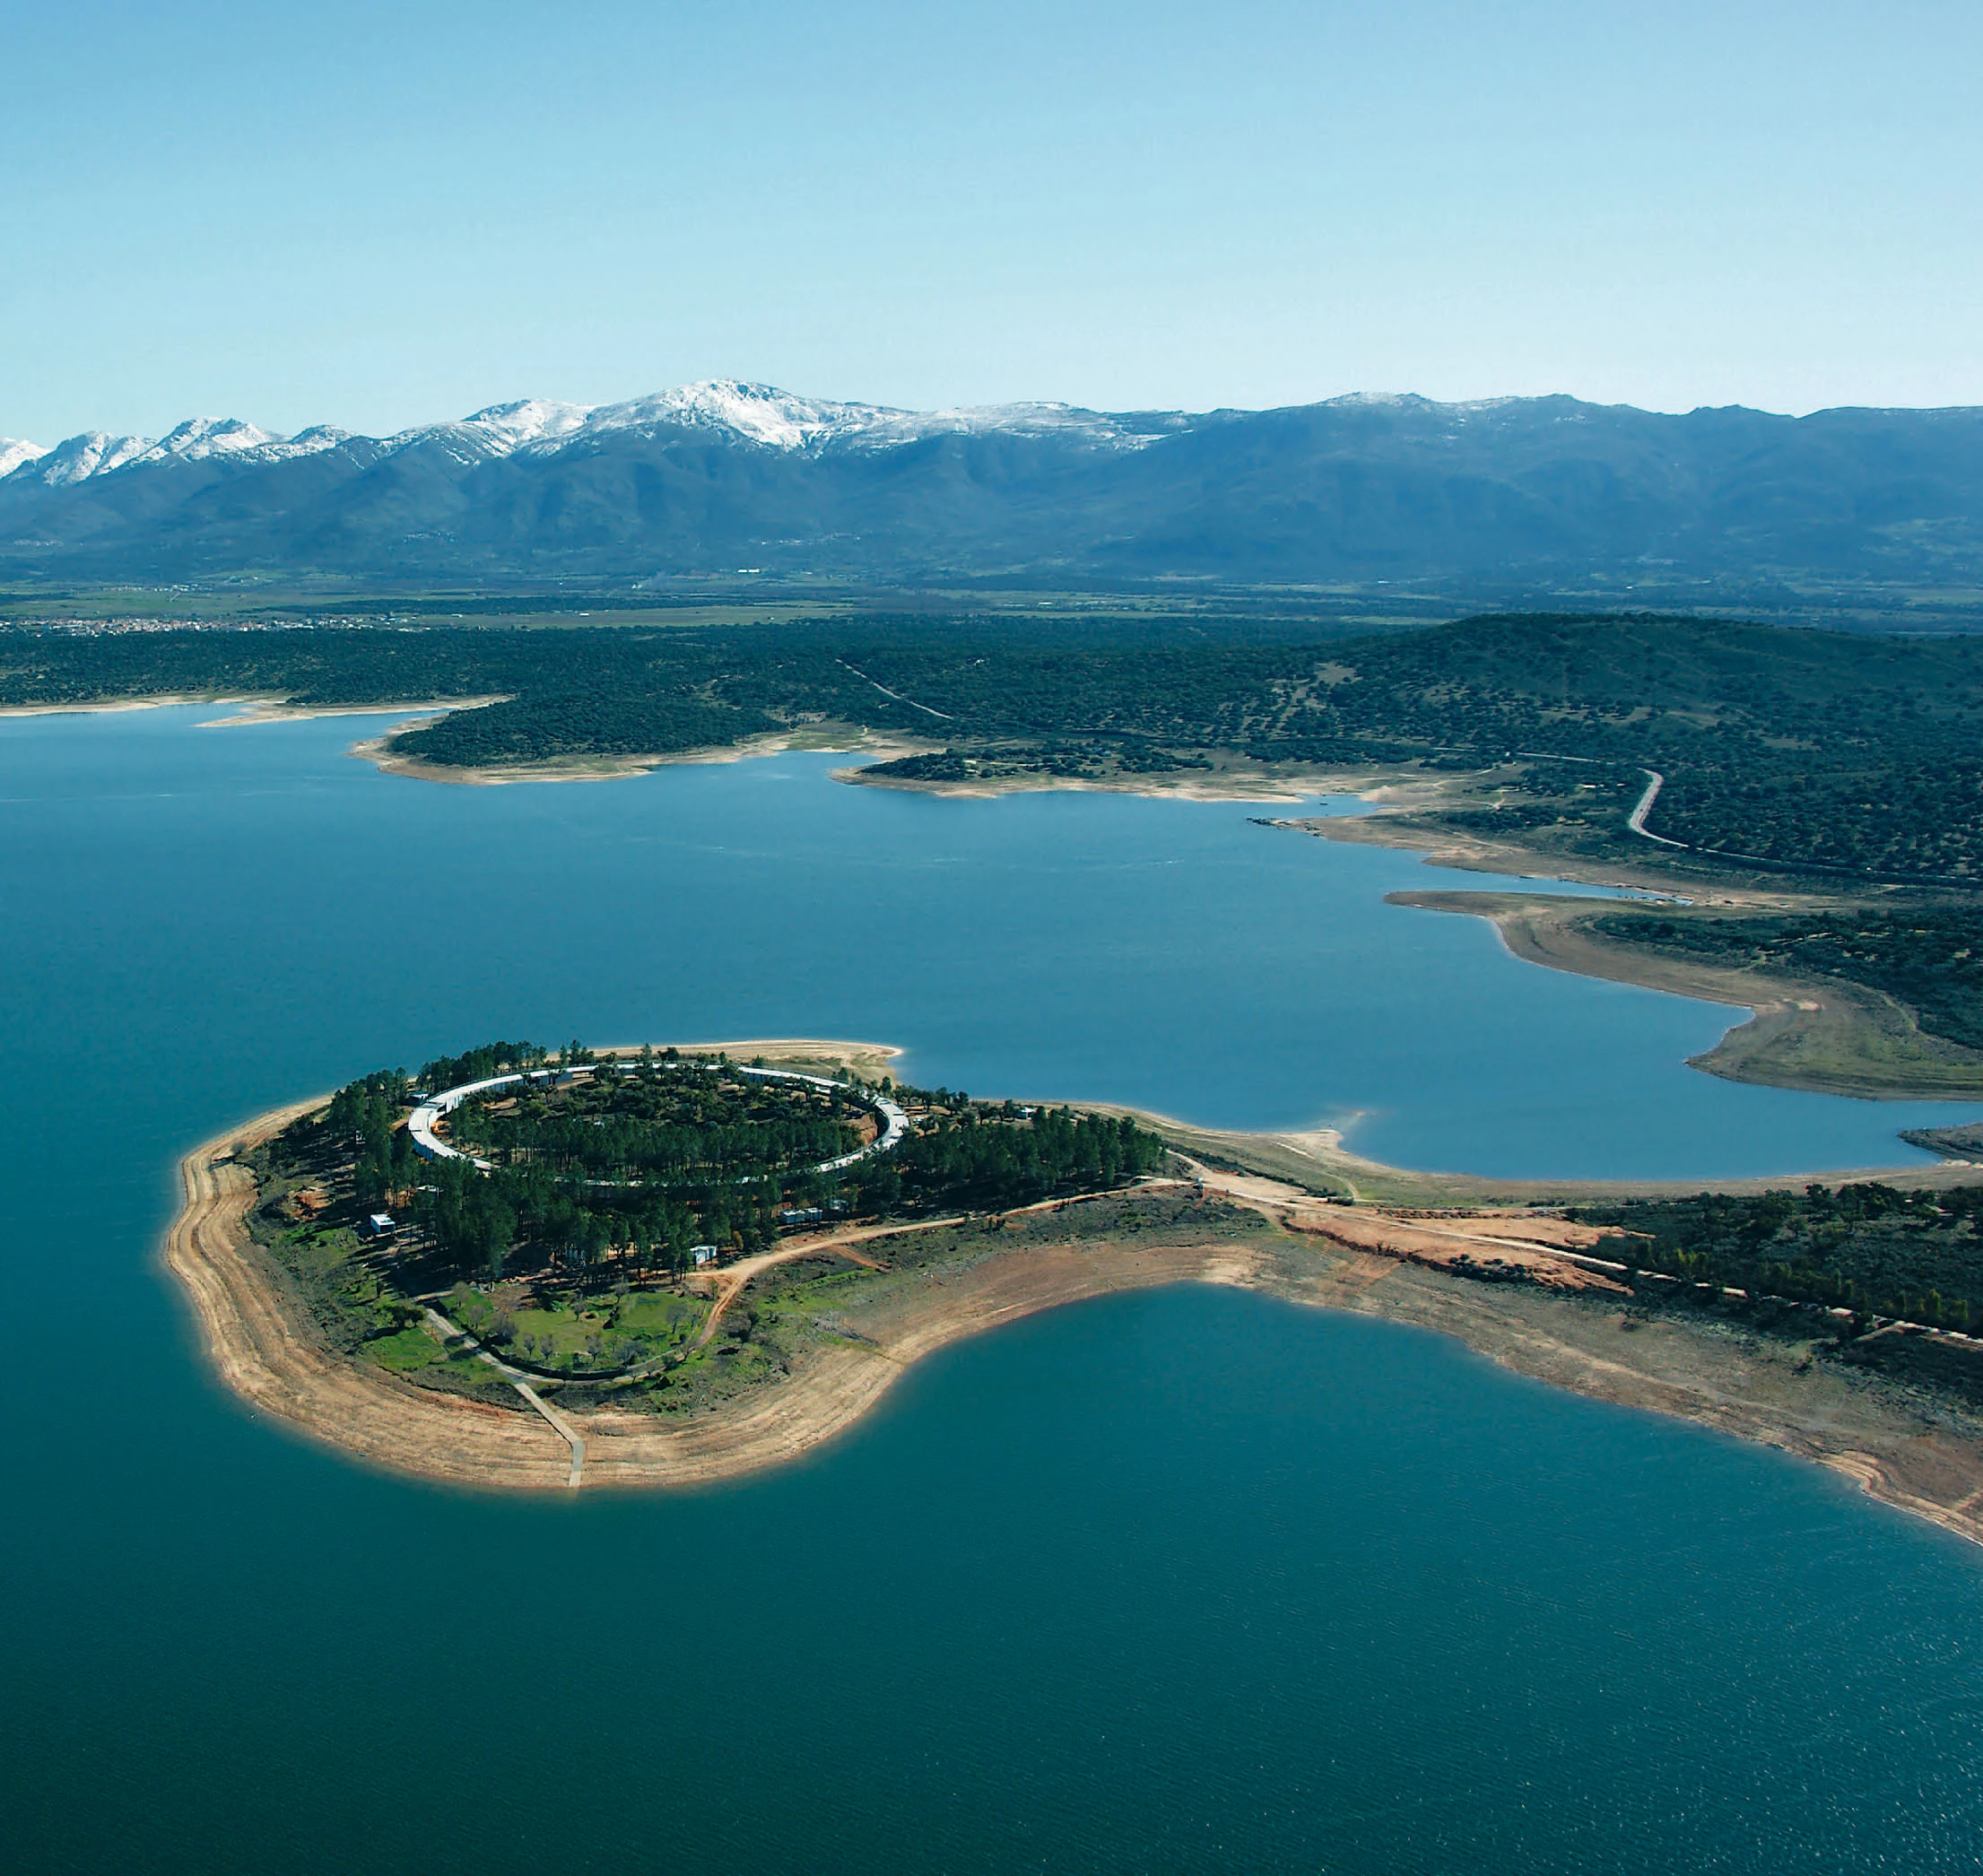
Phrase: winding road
[{"left": 1626, "top": 768, "right": 1687, "bottom": 848}]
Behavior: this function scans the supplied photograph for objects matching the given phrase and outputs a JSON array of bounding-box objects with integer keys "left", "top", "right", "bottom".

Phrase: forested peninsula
[
  {"left": 8, "top": 608, "right": 1983, "bottom": 880},
  {"left": 169, "top": 1038, "right": 1983, "bottom": 1540}
]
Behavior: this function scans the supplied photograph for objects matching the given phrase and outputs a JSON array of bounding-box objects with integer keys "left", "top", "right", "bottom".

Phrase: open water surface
[{"left": 4, "top": 707, "right": 1982, "bottom": 1872}]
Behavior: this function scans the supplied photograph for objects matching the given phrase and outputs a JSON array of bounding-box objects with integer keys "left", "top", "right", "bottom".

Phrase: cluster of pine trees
[
  {"left": 322, "top": 1070, "right": 415, "bottom": 1207},
  {"left": 293, "top": 1053, "right": 1171, "bottom": 1288},
  {"left": 874, "top": 1106, "right": 1166, "bottom": 1210},
  {"left": 416, "top": 1040, "right": 549, "bottom": 1090},
  {"left": 413, "top": 1153, "right": 751, "bottom": 1282},
  {"left": 444, "top": 1060, "right": 861, "bottom": 1180}
]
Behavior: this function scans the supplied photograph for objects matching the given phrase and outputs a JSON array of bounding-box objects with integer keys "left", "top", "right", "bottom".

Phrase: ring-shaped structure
[{"left": 407, "top": 1060, "right": 908, "bottom": 1179}]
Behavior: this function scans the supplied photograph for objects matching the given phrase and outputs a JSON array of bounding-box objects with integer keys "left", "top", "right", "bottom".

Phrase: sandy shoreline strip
[
  {"left": 0, "top": 694, "right": 223, "bottom": 719},
  {"left": 1387, "top": 889, "right": 1983, "bottom": 1102},
  {"left": 0, "top": 692, "right": 507, "bottom": 725},
  {"left": 204, "top": 696, "right": 509, "bottom": 728}
]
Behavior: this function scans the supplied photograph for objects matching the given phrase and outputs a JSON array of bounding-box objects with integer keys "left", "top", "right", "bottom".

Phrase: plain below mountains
[{"left": 4, "top": 379, "right": 1982, "bottom": 593}]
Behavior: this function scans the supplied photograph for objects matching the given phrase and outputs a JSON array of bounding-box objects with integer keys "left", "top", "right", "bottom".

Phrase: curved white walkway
[{"left": 408, "top": 1058, "right": 908, "bottom": 1178}]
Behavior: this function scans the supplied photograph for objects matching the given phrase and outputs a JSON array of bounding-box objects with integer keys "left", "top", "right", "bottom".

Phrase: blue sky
[{"left": 4, "top": 0, "right": 1979, "bottom": 440}]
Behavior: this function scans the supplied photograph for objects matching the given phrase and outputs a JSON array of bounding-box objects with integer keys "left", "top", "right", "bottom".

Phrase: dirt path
[
  {"left": 834, "top": 658, "right": 954, "bottom": 721},
  {"left": 684, "top": 1193, "right": 1116, "bottom": 1345},
  {"left": 1626, "top": 768, "right": 1685, "bottom": 847},
  {"left": 420, "top": 1305, "right": 587, "bottom": 1485},
  {"left": 1168, "top": 1163, "right": 1631, "bottom": 1291},
  {"left": 689, "top": 1229, "right": 908, "bottom": 1347}
]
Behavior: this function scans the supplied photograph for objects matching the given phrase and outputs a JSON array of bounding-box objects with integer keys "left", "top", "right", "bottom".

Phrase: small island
[{"left": 169, "top": 1038, "right": 1983, "bottom": 1541}]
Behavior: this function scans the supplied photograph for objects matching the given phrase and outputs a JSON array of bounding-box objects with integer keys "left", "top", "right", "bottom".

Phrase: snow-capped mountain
[
  {"left": 2, "top": 380, "right": 1174, "bottom": 490},
  {"left": 3, "top": 381, "right": 1981, "bottom": 592},
  {"left": 555, "top": 381, "right": 1170, "bottom": 454},
  {"left": 14, "top": 430, "right": 156, "bottom": 487},
  {"left": 455, "top": 398, "right": 594, "bottom": 452},
  {"left": 0, "top": 438, "right": 48, "bottom": 478},
  {"left": 135, "top": 416, "right": 284, "bottom": 464}
]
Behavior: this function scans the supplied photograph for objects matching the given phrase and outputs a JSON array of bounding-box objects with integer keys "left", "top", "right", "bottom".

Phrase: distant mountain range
[{"left": 4, "top": 379, "right": 1983, "bottom": 593}]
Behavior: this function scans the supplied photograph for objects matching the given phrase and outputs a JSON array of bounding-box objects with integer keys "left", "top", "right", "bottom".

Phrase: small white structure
[
  {"left": 691, "top": 1244, "right": 720, "bottom": 1268},
  {"left": 361, "top": 1212, "right": 396, "bottom": 1238}
]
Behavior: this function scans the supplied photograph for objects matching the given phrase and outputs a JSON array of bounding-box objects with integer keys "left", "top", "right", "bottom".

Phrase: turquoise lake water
[{"left": 4, "top": 707, "right": 1983, "bottom": 1872}]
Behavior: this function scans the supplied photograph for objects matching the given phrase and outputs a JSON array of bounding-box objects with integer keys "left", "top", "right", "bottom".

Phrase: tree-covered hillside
[
  {"left": 6, "top": 607, "right": 1983, "bottom": 882},
  {"left": 1587, "top": 911, "right": 1983, "bottom": 1052}
]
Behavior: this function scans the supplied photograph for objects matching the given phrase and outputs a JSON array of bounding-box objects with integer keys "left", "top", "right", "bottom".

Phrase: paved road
[{"left": 1626, "top": 768, "right": 1687, "bottom": 847}]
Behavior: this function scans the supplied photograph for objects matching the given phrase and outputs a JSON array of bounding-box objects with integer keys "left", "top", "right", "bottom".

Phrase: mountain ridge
[
  {"left": 1, "top": 379, "right": 1178, "bottom": 483},
  {"left": 5, "top": 379, "right": 1983, "bottom": 593}
]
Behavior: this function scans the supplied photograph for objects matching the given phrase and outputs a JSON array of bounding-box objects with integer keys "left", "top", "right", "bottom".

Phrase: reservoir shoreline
[
  {"left": 22, "top": 696, "right": 1980, "bottom": 1107},
  {"left": 1387, "top": 888, "right": 1983, "bottom": 1102},
  {"left": 335, "top": 709, "right": 1983, "bottom": 1108},
  {"left": 168, "top": 1067, "right": 1983, "bottom": 1540}
]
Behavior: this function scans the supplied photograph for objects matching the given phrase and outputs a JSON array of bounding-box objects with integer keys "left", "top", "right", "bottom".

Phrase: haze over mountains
[{"left": 4, "top": 378, "right": 1982, "bottom": 595}]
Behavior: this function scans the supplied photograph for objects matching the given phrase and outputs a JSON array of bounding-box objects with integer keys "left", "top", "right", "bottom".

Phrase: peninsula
[{"left": 168, "top": 1038, "right": 1983, "bottom": 1546}]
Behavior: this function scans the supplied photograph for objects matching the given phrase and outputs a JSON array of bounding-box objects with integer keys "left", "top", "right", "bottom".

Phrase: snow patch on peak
[
  {"left": 0, "top": 439, "right": 49, "bottom": 478},
  {"left": 134, "top": 416, "right": 283, "bottom": 465},
  {"left": 568, "top": 381, "right": 1169, "bottom": 454},
  {"left": 1326, "top": 391, "right": 1434, "bottom": 411},
  {"left": 17, "top": 430, "right": 157, "bottom": 486},
  {"left": 462, "top": 399, "right": 595, "bottom": 451},
  {"left": 837, "top": 400, "right": 1169, "bottom": 449},
  {"left": 253, "top": 425, "right": 353, "bottom": 462},
  {"left": 582, "top": 381, "right": 863, "bottom": 451},
  {"left": 1323, "top": 391, "right": 1523, "bottom": 418}
]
